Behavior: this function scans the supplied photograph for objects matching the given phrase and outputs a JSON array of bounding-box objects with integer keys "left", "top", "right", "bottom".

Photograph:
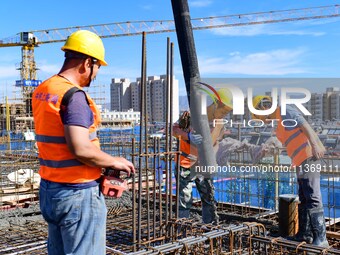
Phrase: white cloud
[
  {"left": 190, "top": 0, "right": 213, "bottom": 8},
  {"left": 141, "top": 4, "right": 153, "bottom": 11},
  {"left": 199, "top": 48, "right": 308, "bottom": 75},
  {"left": 210, "top": 24, "right": 325, "bottom": 37},
  {"left": 300, "top": 17, "right": 340, "bottom": 26},
  {"left": 0, "top": 52, "right": 21, "bottom": 80},
  {"left": 229, "top": 51, "right": 240, "bottom": 57},
  {"left": 38, "top": 63, "right": 60, "bottom": 75},
  {"left": 99, "top": 65, "right": 141, "bottom": 81},
  {"left": 0, "top": 66, "right": 19, "bottom": 79}
]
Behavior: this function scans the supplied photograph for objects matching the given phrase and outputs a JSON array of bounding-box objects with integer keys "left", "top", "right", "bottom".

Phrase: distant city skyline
[
  {"left": 179, "top": 86, "right": 340, "bottom": 122},
  {"left": 110, "top": 75, "right": 179, "bottom": 123}
]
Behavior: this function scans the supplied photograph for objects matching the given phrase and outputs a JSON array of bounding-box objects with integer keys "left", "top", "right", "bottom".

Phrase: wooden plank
[
  {"left": 1, "top": 194, "right": 37, "bottom": 205},
  {"left": 0, "top": 185, "right": 39, "bottom": 194},
  {"left": 326, "top": 231, "right": 340, "bottom": 239}
]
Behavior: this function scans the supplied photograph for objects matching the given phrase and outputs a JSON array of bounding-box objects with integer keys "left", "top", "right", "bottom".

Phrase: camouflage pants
[{"left": 177, "top": 166, "right": 219, "bottom": 224}]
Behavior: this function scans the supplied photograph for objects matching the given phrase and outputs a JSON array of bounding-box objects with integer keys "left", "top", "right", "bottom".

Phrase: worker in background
[
  {"left": 32, "top": 30, "right": 135, "bottom": 255},
  {"left": 173, "top": 88, "right": 233, "bottom": 224},
  {"left": 252, "top": 95, "right": 329, "bottom": 248}
]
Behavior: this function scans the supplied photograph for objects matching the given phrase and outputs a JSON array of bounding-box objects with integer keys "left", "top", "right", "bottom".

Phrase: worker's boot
[
  {"left": 202, "top": 203, "right": 219, "bottom": 225},
  {"left": 289, "top": 205, "right": 313, "bottom": 244},
  {"left": 196, "top": 178, "right": 219, "bottom": 225},
  {"left": 308, "top": 206, "right": 329, "bottom": 248}
]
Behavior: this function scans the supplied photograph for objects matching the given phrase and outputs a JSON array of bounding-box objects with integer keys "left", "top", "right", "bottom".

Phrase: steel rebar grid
[
  {"left": 106, "top": 218, "right": 340, "bottom": 255},
  {"left": 130, "top": 33, "right": 180, "bottom": 250},
  {"left": 249, "top": 236, "right": 340, "bottom": 255},
  {"left": 211, "top": 148, "right": 340, "bottom": 223},
  {"left": 1, "top": 130, "right": 340, "bottom": 254},
  {"left": 0, "top": 200, "right": 339, "bottom": 254},
  {"left": 0, "top": 222, "right": 47, "bottom": 255},
  {"left": 120, "top": 221, "right": 266, "bottom": 255}
]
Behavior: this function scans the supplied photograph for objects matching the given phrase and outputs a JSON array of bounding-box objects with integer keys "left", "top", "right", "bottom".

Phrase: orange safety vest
[
  {"left": 178, "top": 139, "right": 198, "bottom": 169},
  {"left": 275, "top": 110, "right": 312, "bottom": 166},
  {"left": 32, "top": 75, "right": 102, "bottom": 183}
]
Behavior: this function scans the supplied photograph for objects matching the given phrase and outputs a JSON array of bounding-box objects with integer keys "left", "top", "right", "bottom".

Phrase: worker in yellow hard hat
[
  {"left": 207, "top": 88, "right": 233, "bottom": 122},
  {"left": 173, "top": 88, "right": 233, "bottom": 224},
  {"left": 251, "top": 95, "right": 273, "bottom": 121},
  {"left": 32, "top": 30, "right": 135, "bottom": 255},
  {"left": 60, "top": 30, "right": 108, "bottom": 87},
  {"left": 252, "top": 95, "right": 328, "bottom": 248}
]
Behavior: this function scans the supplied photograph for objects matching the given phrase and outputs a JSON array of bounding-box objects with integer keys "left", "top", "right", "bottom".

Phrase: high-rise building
[
  {"left": 130, "top": 80, "right": 140, "bottom": 112},
  {"left": 110, "top": 75, "right": 179, "bottom": 123},
  {"left": 265, "top": 87, "right": 340, "bottom": 122},
  {"left": 111, "top": 78, "right": 131, "bottom": 111},
  {"left": 324, "top": 87, "right": 340, "bottom": 121},
  {"left": 306, "top": 93, "right": 323, "bottom": 121}
]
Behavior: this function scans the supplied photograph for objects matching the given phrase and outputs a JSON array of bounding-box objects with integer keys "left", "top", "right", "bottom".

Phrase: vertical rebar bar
[
  {"left": 332, "top": 172, "right": 336, "bottom": 232},
  {"left": 153, "top": 138, "right": 157, "bottom": 238},
  {"left": 143, "top": 39, "right": 150, "bottom": 241},
  {"left": 165, "top": 37, "right": 170, "bottom": 226},
  {"left": 132, "top": 138, "right": 137, "bottom": 251},
  {"left": 157, "top": 137, "right": 163, "bottom": 237},
  {"left": 274, "top": 151, "right": 280, "bottom": 211},
  {"left": 175, "top": 138, "right": 181, "bottom": 219},
  {"left": 168, "top": 40, "right": 174, "bottom": 221},
  {"left": 6, "top": 96, "right": 11, "bottom": 151},
  {"left": 137, "top": 31, "right": 147, "bottom": 245}
]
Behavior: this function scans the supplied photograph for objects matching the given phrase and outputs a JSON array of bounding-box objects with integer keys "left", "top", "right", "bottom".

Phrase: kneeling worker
[{"left": 173, "top": 88, "right": 233, "bottom": 224}]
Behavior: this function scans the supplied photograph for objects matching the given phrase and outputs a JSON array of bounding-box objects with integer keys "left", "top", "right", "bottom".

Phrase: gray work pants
[
  {"left": 177, "top": 166, "right": 219, "bottom": 224},
  {"left": 297, "top": 158, "right": 323, "bottom": 209}
]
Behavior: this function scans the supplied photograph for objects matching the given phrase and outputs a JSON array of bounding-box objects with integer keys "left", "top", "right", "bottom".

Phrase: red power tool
[{"left": 101, "top": 168, "right": 128, "bottom": 198}]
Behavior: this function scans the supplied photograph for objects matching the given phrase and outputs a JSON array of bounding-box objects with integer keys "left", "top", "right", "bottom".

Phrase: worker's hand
[
  {"left": 311, "top": 145, "right": 325, "bottom": 160},
  {"left": 111, "top": 157, "right": 135, "bottom": 177},
  {"left": 188, "top": 132, "right": 203, "bottom": 145}
]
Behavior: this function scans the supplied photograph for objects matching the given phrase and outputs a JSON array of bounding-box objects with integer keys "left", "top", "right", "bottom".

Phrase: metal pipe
[
  {"left": 5, "top": 244, "right": 47, "bottom": 255},
  {"left": 0, "top": 241, "right": 47, "bottom": 253},
  {"left": 105, "top": 246, "right": 129, "bottom": 255},
  {"left": 171, "top": 0, "right": 216, "bottom": 174}
]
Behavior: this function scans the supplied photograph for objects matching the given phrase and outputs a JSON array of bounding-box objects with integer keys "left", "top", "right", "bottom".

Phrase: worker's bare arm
[
  {"left": 64, "top": 125, "right": 135, "bottom": 176},
  {"left": 300, "top": 122, "right": 326, "bottom": 159},
  {"left": 173, "top": 124, "right": 189, "bottom": 140}
]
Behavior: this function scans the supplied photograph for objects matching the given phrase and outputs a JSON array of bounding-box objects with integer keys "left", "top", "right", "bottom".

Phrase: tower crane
[{"left": 0, "top": 4, "right": 339, "bottom": 116}]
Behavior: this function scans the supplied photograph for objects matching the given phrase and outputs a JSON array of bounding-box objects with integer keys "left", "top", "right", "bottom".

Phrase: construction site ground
[{"left": 0, "top": 192, "right": 340, "bottom": 255}]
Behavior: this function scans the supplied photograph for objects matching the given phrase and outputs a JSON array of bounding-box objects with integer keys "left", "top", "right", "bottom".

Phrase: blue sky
[{"left": 1, "top": 0, "right": 340, "bottom": 102}]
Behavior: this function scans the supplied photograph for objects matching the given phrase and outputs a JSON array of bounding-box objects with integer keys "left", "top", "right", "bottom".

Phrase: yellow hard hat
[
  {"left": 252, "top": 95, "right": 272, "bottom": 109},
  {"left": 251, "top": 95, "right": 272, "bottom": 120},
  {"left": 216, "top": 88, "right": 233, "bottom": 110},
  {"left": 61, "top": 30, "right": 108, "bottom": 66}
]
